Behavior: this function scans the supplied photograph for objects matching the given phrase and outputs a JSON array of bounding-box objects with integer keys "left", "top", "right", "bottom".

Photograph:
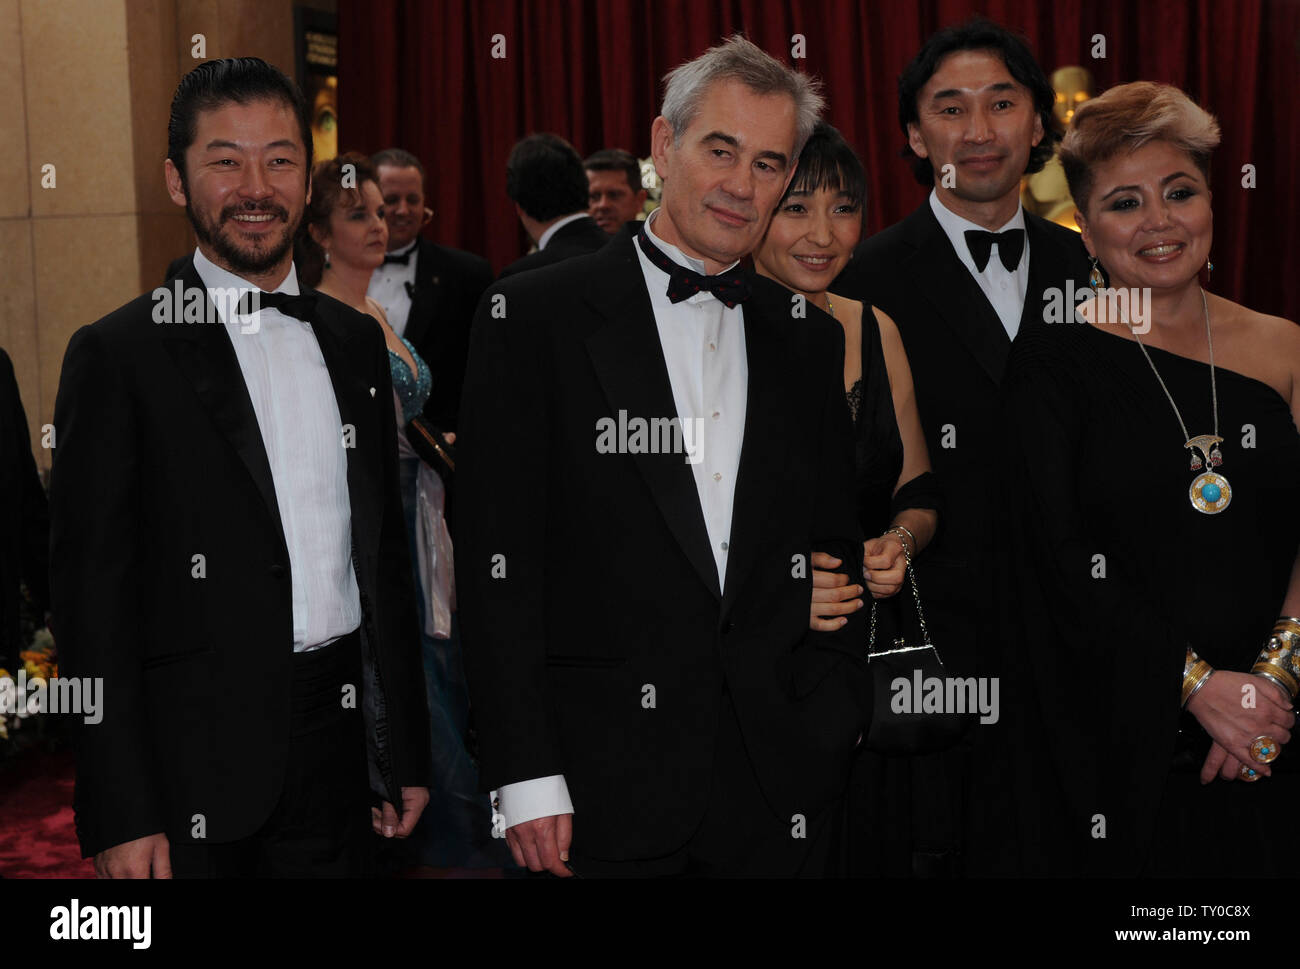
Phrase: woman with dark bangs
[{"left": 754, "top": 121, "right": 944, "bottom": 875}]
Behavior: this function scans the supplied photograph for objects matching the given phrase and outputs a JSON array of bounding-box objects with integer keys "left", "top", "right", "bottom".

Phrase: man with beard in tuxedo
[{"left": 50, "top": 57, "right": 430, "bottom": 878}]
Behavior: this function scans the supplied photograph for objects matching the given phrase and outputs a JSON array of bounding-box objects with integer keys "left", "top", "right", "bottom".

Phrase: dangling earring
[
  {"left": 1088, "top": 256, "right": 1104, "bottom": 291},
  {"left": 324, "top": 247, "right": 331, "bottom": 268},
  {"left": 1205, "top": 257, "right": 1213, "bottom": 282}
]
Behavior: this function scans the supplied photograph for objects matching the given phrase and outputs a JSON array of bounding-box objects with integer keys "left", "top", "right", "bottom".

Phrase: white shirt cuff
[{"left": 496, "top": 775, "right": 574, "bottom": 829}]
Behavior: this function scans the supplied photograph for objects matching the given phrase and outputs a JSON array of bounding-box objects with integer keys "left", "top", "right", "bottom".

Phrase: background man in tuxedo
[
  {"left": 49, "top": 57, "right": 430, "bottom": 878},
  {"left": 585, "top": 148, "right": 649, "bottom": 234},
  {"left": 457, "top": 35, "right": 868, "bottom": 877},
  {"left": 367, "top": 148, "right": 492, "bottom": 434},
  {"left": 832, "top": 18, "right": 1090, "bottom": 875},
  {"left": 0, "top": 348, "right": 47, "bottom": 671},
  {"left": 497, "top": 133, "right": 612, "bottom": 279}
]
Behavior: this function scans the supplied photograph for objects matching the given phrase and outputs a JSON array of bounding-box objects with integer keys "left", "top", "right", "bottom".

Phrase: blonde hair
[{"left": 1060, "top": 81, "right": 1220, "bottom": 214}]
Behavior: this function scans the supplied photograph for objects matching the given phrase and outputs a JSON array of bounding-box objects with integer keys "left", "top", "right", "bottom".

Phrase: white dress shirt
[
  {"left": 929, "top": 189, "right": 1030, "bottom": 340},
  {"left": 537, "top": 211, "right": 589, "bottom": 250},
  {"left": 367, "top": 237, "right": 418, "bottom": 337},
  {"left": 191, "top": 247, "right": 362, "bottom": 652},
  {"left": 496, "top": 208, "right": 749, "bottom": 829}
]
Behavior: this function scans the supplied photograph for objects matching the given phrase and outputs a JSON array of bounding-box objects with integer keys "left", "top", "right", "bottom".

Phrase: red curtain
[{"left": 339, "top": 0, "right": 1300, "bottom": 321}]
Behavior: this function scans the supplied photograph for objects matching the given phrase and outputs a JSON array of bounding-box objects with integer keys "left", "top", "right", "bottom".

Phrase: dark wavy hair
[
  {"left": 506, "top": 133, "right": 590, "bottom": 222},
  {"left": 167, "top": 57, "right": 312, "bottom": 188},
  {"left": 897, "top": 18, "right": 1059, "bottom": 186},
  {"left": 296, "top": 152, "right": 379, "bottom": 287}
]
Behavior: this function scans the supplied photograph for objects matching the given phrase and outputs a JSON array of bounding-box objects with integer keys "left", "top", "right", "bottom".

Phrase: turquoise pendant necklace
[{"left": 1124, "top": 288, "right": 1231, "bottom": 515}]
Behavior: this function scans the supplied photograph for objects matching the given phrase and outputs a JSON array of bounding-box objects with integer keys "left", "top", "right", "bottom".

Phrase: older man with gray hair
[{"left": 456, "top": 34, "right": 869, "bottom": 877}]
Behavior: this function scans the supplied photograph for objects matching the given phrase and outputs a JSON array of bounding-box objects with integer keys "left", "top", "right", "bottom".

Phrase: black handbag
[
  {"left": 864, "top": 541, "right": 972, "bottom": 755},
  {"left": 405, "top": 415, "right": 456, "bottom": 483}
]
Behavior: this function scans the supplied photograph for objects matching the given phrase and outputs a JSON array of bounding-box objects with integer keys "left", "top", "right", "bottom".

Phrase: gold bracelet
[
  {"left": 1182, "top": 646, "right": 1214, "bottom": 708},
  {"left": 1250, "top": 618, "right": 1300, "bottom": 700}
]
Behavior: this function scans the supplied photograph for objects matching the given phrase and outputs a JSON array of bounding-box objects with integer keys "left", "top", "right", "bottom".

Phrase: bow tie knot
[
  {"left": 964, "top": 228, "right": 1025, "bottom": 273},
  {"left": 637, "top": 226, "right": 751, "bottom": 308},
  {"left": 236, "top": 289, "right": 318, "bottom": 322},
  {"left": 382, "top": 250, "right": 413, "bottom": 266}
]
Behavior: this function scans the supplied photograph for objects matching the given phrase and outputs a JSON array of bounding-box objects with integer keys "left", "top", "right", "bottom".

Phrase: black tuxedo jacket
[
  {"left": 496, "top": 215, "right": 612, "bottom": 280},
  {"left": 164, "top": 254, "right": 190, "bottom": 282},
  {"left": 833, "top": 201, "right": 1090, "bottom": 674},
  {"left": 455, "top": 230, "right": 869, "bottom": 861},
  {"left": 403, "top": 239, "right": 492, "bottom": 432},
  {"left": 49, "top": 261, "right": 432, "bottom": 858}
]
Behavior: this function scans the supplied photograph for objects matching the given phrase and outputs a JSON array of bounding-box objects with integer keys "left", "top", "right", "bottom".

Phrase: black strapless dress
[{"left": 996, "top": 319, "right": 1300, "bottom": 876}]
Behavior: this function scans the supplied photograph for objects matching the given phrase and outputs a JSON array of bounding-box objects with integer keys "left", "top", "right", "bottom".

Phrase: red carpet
[
  {"left": 0, "top": 749, "right": 508, "bottom": 879},
  {"left": 0, "top": 748, "right": 94, "bottom": 878}
]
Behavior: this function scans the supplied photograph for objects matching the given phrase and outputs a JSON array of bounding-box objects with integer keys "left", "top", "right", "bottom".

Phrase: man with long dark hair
[{"left": 833, "top": 18, "right": 1090, "bottom": 877}]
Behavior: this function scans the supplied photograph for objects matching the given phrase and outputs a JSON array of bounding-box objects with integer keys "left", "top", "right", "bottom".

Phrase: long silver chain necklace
[{"left": 1122, "top": 287, "right": 1231, "bottom": 514}]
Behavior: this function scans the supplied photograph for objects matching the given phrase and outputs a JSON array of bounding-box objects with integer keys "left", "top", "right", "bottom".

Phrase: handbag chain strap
[{"left": 867, "top": 537, "right": 939, "bottom": 659}]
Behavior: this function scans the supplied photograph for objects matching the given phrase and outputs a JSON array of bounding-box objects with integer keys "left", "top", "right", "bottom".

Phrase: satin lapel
[
  {"left": 157, "top": 263, "right": 286, "bottom": 552},
  {"left": 721, "top": 285, "right": 786, "bottom": 607},
  {"left": 902, "top": 205, "right": 1011, "bottom": 385},
  {"left": 583, "top": 236, "right": 721, "bottom": 600},
  {"left": 404, "top": 239, "right": 439, "bottom": 349},
  {"left": 1018, "top": 214, "right": 1071, "bottom": 337},
  {"left": 306, "top": 292, "right": 382, "bottom": 544}
]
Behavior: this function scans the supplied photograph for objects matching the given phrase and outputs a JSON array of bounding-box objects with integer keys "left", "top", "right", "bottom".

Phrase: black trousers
[
  {"left": 568, "top": 688, "right": 842, "bottom": 878},
  {"left": 169, "top": 630, "right": 373, "bottom": 878}
]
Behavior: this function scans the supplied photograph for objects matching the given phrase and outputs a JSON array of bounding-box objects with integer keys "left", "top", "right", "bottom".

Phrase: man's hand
[
  {"left": 372, "top": 786, "right": 430, "bottom": 838},
  {"left": 94, "top": 833, "right": 171, "bottom": 879},
  {"left": 809, "top": 552, "right": 864, "bottom": 631},
  {"left": 506, "top": 813, "right": 573, "bottom": 876}
]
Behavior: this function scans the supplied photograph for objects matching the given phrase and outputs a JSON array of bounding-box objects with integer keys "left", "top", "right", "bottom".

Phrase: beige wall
[{"left": 1, "top": 0, "right": 318, "bottom": 473}]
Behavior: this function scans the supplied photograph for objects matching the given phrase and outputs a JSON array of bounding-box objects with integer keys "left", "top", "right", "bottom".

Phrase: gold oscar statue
[{"left": 1022, "top": 66, "right": 1094, "bottom": 231}]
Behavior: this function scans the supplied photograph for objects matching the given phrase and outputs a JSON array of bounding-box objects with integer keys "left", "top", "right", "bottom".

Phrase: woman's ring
[{"left": 1250, "top": 736, "right": 1280, "bottom": 764}]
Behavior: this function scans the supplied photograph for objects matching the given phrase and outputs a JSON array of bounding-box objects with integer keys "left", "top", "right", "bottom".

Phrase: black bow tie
[
  {"left": 236, "top": 290, "right": 318, "bottom": 322},
  {"left": 964, "top": 228, "right": 1025, "bottom": 273},
  {"left": 383, "top": 249, "right": 413, "bottom": 266},
  {"left": 637, "top": 226, "right": 750, "bottom": 308}
]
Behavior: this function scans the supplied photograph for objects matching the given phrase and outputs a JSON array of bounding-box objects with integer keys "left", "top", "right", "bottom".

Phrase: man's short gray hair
[{"left": 661, "top": 34, "right": 825, "bottom": 160}]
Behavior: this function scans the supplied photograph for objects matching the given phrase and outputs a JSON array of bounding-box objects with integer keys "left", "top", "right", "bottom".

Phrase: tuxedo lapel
[
  {"left": 404, "top": 239, "right": 441, "bottom": 350},
  {"left": 722, "top": 284, "right": 788, "bottom": 607},
  {"left": 901, "top": 204, "right": 1011, "bottom": 385},
  {"left": 1018, "top": 214, "right": 1071, "bottom": 337},
  {"left": 304, "top": 292, "right": 382, "bottom": 543},
  {"left": 583, "top": 235, "right": 721, "bottom": 600},
  {"left": 158, "top": 263, "right": 286, "bottom": 553}
]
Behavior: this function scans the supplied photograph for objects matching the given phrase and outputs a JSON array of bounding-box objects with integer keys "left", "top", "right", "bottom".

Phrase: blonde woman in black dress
[{"left": 1004, "top": 82, "right": 1300, "bottom": 875}]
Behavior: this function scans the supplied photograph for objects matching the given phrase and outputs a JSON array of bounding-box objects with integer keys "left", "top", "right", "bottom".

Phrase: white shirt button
[
  {"left": 713, "top": 472, "right": 721, "bottom": 481},
  {"left": 712, "top": 410, "right": 720, "bottom": 420},
  {"left": 708, "top": 342, "right": 716, "bottom": 351}
]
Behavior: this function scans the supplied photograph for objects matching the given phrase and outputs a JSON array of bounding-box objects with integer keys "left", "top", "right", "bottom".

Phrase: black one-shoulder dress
[{"left": 995, "top": 318, "right": 1300, "bottom": 876}]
